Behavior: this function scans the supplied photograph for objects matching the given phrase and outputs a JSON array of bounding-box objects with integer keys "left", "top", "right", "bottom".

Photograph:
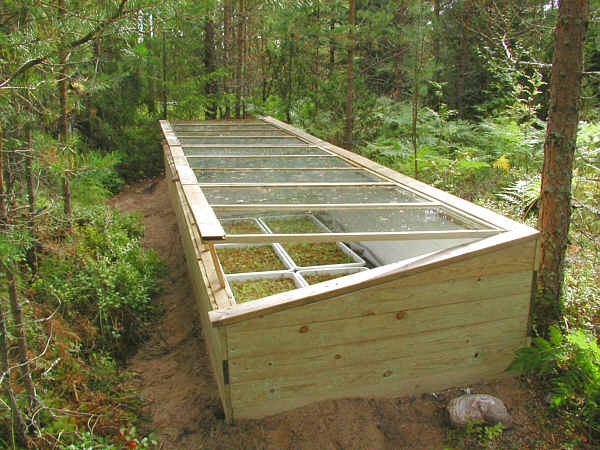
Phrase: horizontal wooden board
[
  {"left": 229, "top": 315, "right": 527, "bottom": 383},
  {"left": 227, "top": 293, "right": 529, "bottom": 359},
  {"left": 231, "top": 331, "right": 522, "bottom": 416},
  {"left": 233, "top": 358, "right": 514, "bottom": 420},
  {"left": 227, "top": 269, "right": 532, "bottom": 333}
]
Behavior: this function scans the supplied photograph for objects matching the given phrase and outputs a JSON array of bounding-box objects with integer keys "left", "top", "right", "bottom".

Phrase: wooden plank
[
  {"left": 181, "top": 184, "right": 225, "bottom": 240},
  {"left": 164, "top": 156, "right": 233, "bottom": 422},
  {"left": 209, "top": 237, "right": 537, "bottom": 326},
  {"left": 233, "top": 358, "right": 514, "bottom": 420},
  {"left": 227, "top": 293, "right": 530, "bottom": 359},
  {"left": 262, "top": 116, "right": 539, "bottom": 235},
  {"left": 227, "top": 269, "right": 533, "bottom": 332},
  {"left": 228, "top": 309, "right": 528, "bottom": 383},
  {"left": 230, "top": 325, "right": 524, "bottom": 413},
  {"left": 219, "top": 229, "right": 499, "bottom": 244}
]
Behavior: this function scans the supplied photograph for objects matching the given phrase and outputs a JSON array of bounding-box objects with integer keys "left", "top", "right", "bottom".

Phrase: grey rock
[{"left": 447, "top": 394, "right": 513, "bottom": 429}]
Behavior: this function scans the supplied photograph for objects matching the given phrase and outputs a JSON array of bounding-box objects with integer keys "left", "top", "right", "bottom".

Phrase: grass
[
  {"left": 216, "top": 245, "right": 286, "bottom": 273},
  {"left": 230, "top": 277, "right": 298, "bottom": 303}
]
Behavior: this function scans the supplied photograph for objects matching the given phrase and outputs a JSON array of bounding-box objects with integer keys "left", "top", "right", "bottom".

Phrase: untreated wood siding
[
  {"left": 225, "top": 239, "right": 536, "bottom": 419},
  {"left": 164, "top": 142, "right": 233, "bottom": 420}
]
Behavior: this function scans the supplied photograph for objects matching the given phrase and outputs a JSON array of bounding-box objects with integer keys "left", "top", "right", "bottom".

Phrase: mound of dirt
[{"left": 112, "top": 178, "right": 565, "bottom": 450}]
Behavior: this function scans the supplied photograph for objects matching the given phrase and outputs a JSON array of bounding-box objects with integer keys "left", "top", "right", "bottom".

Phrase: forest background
[{"left": 0, "top": 0, "right": 599, "bottom": 448}]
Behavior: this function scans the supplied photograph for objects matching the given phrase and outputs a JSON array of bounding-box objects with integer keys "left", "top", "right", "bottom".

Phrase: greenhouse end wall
[{"left": 161, "top": 117, "right": 539, "bottom": 423}]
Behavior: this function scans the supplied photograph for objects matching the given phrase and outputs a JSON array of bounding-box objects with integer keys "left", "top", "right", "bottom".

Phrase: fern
[
  {"left": 496, "top": 176, "right": 541, "bottom": 220},
  {"left": 510, "top": 325, "right": 600, "bottom": 438}
]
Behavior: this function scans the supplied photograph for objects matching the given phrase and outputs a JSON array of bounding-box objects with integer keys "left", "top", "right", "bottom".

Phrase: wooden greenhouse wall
[{"left": 161, "top": 117, "right": 539, "bottom": 423}]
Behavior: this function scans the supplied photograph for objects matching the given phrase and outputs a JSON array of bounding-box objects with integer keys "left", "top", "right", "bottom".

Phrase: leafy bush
[
  {"left": 510, "top": 326, "right": 600, "bottom": 440},
  {"left": 34, "top": 207, "right": 163, "bottom": 360}
]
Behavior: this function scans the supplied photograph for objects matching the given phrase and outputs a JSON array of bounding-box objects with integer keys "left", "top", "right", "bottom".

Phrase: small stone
[{"left": 447, "top": 394, "right": 513, "bottom": 429}]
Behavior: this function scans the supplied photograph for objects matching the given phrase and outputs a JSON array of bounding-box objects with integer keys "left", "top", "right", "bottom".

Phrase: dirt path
[{"left": 113, "top": 178, "right": 558, "bottom": 450}]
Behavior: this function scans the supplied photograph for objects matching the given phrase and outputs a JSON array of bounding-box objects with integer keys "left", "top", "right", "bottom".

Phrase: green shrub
[
  {"left": 34, "top": 207, "right": 163, "bottom": 360},
  {"left": 510, "top": 326, "right": 600, "bottom": 439}
]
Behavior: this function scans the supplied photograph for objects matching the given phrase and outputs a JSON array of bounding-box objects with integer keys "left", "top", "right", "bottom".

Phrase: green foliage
[
  {"left": 446, "top": 419, "right": 504, "bottom": 450},
  {"left": 59, "top": 426, "right": 158, "bottom": 449},
  {"left": 496, "top": 176, "right": 541, "bottom": 220},
  {"left": 510, "top": 326, "right": 600, "bottom": 439},
  {"left": 34, "top": 207, "right": 163, "bottom": 359}
]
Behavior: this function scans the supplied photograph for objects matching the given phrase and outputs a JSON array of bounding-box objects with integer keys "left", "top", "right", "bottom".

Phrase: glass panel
[
  {"left": 178, "top": 136, "right": 305, "bottom": 145},
  {"left": 203, "top": 185, "right": 428, "bottom": 204},
  {"left": 173, "top": 121, "right": 269, "bottom": 131},
  {"left": 187, "top": 156, "right": 353, "bottom": 169},
  {"left": 218, "top": 208, "right": 488, "bottom": 233},
  {"left": 176, "top": 130, "right": 289, "bottom": 137},
  {"left": 194, "top": 169, "right": 384, "bottom": 183},
  {"left": 183, "top": 146, "right": 329, "bottom": 156}
]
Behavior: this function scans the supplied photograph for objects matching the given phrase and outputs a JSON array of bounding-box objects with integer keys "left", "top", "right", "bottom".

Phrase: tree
[{"left": 536, "top": 0, "right": 590, "bottom": 336}]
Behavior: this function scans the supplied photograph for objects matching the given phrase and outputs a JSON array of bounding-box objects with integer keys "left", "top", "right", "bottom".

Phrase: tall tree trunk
[
  {"left": 25, "top": 126, "right": 38, "bottom": 274},
  {"left": 0, "top": 303, "right": 28, "bottom": 448},
  {"left": 456, "top": 1, "right": 471, "bottom": 117},
  {"left": 0, "top": 126, "right": 29, "bottom": 448},
  {"left": 58, "top": 0, "right": 72, "bottom": 232},
  {"left": 223, "top": 0, "right": 232, "bottom": 118},
  {"left": 234, "top": 0, "right": 246, "bottom": 118},
  {"left": 344, "top": 0, "right": 355, "bottom": 150},
  {"left": 536, "top": 0, "right": 590, "bottom": 336},
  {"left": 7, "top": 272, "right": 40, "bottom": 411},
  {"left": 432, "top": 0, "right": 441, "bottom": 112},
  {"left": 204, "top": 17, "right": 217, "bottom": 119},
  {"left": 162, "top": 30, "right": 168, "bottom": 119}
]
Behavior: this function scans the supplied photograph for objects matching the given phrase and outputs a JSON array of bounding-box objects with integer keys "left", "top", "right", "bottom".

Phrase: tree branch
[{"left": 0, "top": 0, "right": 134, "bottom": 90}]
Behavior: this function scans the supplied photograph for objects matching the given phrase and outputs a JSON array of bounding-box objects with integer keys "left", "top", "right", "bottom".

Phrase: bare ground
[{"left": 112, "top": 177, "right": 571, "bottom": 450}]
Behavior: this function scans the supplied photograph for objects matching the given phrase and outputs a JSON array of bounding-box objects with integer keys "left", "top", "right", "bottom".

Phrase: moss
[
  {"left": 217, "top": 246, "right": 286, "bottom": 273},
  {"left": 222, "top": 219, "right": 264, "bottom": 234},
  {"left": 284, "top": 242, "right": 355, "bottom": 266},
  {"left": 303, "top": 272, "right": 347, "bottom": 285},
  {"left": 230, "top": 277, "right": 297, "bottom": 303},
  {"left": 264, "top": 216, "right": 325, "bottom": 234}
]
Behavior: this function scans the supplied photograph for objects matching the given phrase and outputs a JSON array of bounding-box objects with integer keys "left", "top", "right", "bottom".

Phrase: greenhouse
[{"left": 160, "top": 117, "right": 539, "bottom": 423}]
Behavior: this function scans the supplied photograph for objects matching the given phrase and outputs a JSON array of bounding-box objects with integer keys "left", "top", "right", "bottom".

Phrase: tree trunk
[
  {"left": 25, "top": 126, "right": 38, "bottom": 274},
  {"left": 7, "top": 271, "right": 40, "bottom": 411},
  {"left": 536, "top": 0, "right": 590, "bottom": 336},
  {"left": 58, "top": 0, "right": 72, "bottom": 232},
  {"left": 0, "top": 126, "right": 29, "bottom": 449},
  {"left": 162, "top": 30, "right": 168, "bottom": 119},
  {"left": 344, "top": 0, "right": 355, "bottom": 150},
  {"left": 223, "top": 0, "right": 232, "bottom": 118},
  {"left": 0, "top": 303, "right": 28, "bottom": 448},
  {"left": 234, "top": 0, "right": 246, "bottom": 118},
  {"left": 432, "top": 0, "right": 441, "bottom": 112},
  {"left": 204, "top": 17, "right": 217, "bottom": 119}
]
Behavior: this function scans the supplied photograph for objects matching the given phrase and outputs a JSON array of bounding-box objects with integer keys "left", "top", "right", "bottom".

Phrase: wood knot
[
  {"left": 334, "top": 354, "right": 342, "bottom": 360},
  {"left": 396, "top": 311, "right": 407, "bottom": 320},
  {"left": 383, "top": 370, "right": 392, "bottom": 378},
  {"left": 299, "top": 325, "right": 309, "bottom": 333}
]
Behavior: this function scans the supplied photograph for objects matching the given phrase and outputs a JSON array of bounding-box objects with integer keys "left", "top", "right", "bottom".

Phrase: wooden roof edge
[
  {"left": 208, "top": 226, "right": 539, "bottom": 328},
  {"left": 260, "top": 116, "right": 537, "bottom": 234}
]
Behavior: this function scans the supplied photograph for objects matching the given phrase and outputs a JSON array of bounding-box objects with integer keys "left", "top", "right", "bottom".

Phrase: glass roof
[{"left": 168, "top": 119, "right": 500, "bottom": 245}]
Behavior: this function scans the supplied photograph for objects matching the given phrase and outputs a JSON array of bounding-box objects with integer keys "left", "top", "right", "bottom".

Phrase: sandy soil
[{"left": 112, "top": 178, "right": 567, "bottom": 450}]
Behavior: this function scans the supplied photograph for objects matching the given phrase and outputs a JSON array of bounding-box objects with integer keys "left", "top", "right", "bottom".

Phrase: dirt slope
[{"left": 113, "top": 178, "right": 562, "bottom": 450}]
